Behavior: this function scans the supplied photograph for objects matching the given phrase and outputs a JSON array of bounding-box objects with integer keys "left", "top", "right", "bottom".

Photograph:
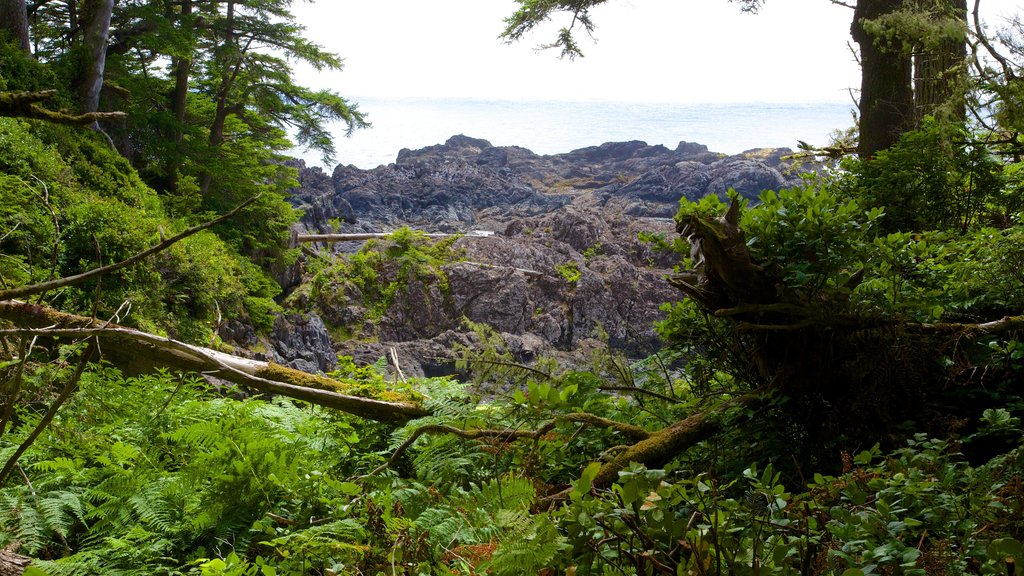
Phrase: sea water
[{"left": 301, "top": 97, "right": 856, "bottom": 170}]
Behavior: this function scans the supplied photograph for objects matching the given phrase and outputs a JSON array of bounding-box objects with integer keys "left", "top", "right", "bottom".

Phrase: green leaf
[
  {"left": 986, "top": 537, "right": 1024, "bottom": 561},
  {"left": 571, "top": 462, "right": 602, "bottom": 501}
]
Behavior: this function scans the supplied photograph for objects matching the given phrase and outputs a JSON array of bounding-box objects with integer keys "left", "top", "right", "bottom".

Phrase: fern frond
[
  {"left": 38, "top": 489, "right": 86, "bottom": 537},
  {"left": 473, "top": 474, "right": 535, "bottom": 512}
]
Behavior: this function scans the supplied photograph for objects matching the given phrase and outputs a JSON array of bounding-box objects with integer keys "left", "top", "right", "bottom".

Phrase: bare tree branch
[{"left": 0, "top": 340, "right": 96, "bottom": 486}]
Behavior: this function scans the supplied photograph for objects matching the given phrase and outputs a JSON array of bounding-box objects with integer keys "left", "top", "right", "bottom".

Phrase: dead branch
[
  {"left": 0, "top": 548, "right": 32, "bottom": 576},
  {"left": 0, "top": 341, "right": 96, "bottom": 486},
  {"left": 907, "top": 315, "right": 1024, "bottom": 335},
  {"left": 562, "top": 412, "right": 651, "bottom": 441},
  {"left": 0, "top": 301, "right": 428, "bottom": 424},
  {"left": 597, "top": 385, "right": 681, "bottom": 405}
]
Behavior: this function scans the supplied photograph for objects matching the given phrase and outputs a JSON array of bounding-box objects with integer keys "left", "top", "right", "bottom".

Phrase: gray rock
[
  {"left": 268, "top": 312, "right": 337, "bottom": 374},
  {"left": 277, "top": 136, "right": 817, "bottom": 376}
]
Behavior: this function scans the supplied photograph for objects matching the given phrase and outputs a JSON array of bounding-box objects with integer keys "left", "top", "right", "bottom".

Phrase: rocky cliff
[{"left": 263, "top": 136, "right": 807, "bottom": 377}]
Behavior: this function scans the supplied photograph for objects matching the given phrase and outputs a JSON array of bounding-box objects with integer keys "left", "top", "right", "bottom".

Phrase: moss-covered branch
[
  {"left": 908, "top": 315, "right": 1024, "bottom": 335},
  {"left": 0, "top": 301, "right": 427, "bottom": 424},
  {"left": 590, "top": 394, "right": 765, "bottom": 489},
  {"left": 372, "top": 412, "right": 652, "bottom": 477},
  {"left": 0, "top": 90, "right": 126, "bottom": 125}
]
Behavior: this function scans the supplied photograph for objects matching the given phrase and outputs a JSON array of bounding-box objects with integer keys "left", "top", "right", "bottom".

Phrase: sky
[{"left": 288, "top": 0, "right": 1021, "bottom": 105}]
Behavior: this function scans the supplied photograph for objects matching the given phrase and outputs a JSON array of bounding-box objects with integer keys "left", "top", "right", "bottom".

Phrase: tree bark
[
  {"left": 0, "top": 0, "right": 30, "bottom": 53},
  {"left": 852, "top": 0, "right": 916, "bottom": 157},
  {"left": 78, "top": 0, "right": 115, "bottom": 116},
  {"left": 0, "top": 549, "right": 32, "bottom": 576},
  {"left": 913, "top": 0, "right": 968, "bottom": 121}
]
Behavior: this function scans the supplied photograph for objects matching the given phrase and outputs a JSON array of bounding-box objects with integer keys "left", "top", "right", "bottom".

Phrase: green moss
[
  {"left": 256, "top": 362, "right": 420, "bottom": 404},
  {"left": 556, "top": 261, "right": 581, "bottom": 284},
  {"left": 257, "top": 362, "right": 353, "bottom": 393}
]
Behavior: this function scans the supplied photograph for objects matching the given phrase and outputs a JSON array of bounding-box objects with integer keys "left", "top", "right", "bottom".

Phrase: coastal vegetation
[{"left": 0, "top": 0, "right": 1022, "bottom": 575}]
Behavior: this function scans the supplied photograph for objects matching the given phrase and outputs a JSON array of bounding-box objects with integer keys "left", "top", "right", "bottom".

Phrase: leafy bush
[
  {"left": 310, "top": 227, "right": 462, "bottom": 323},
  {"left": 553, "top": 438, "right": 1024, "bottom": 576},
  {"left": 742, "top": 185, "right": 884, "bottom": 297},
  {"left": 845, "top": 118, "right": 1005, "bottom": 232},
  {"left": 0, "top": 118, "right": 288, "bottom": 341}
]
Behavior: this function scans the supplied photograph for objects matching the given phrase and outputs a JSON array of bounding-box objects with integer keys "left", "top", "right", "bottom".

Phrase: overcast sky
[{"left": 289, "top": 0, "right": 1020, "bottom": 105}]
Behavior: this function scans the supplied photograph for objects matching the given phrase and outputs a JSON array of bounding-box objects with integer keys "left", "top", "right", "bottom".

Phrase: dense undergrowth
[
  {"left": 0, "top": 117, "right": 283, "bottom": 342},
  {"left": 0, "top": 355, "right": 1021, "bottom": 575}
]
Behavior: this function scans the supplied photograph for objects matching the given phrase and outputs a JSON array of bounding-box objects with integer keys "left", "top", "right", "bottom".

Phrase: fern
[
  {"left": 411, "top": 435, "right": 491, "bottom": 487},
  {"left": 484, "top": 512, "right": 566, "bottom": 576},
  {"left": 38, "top": 489, "right": 86, "bottom": 539},
  {"left": 471, "top": 474, "right": 535, "bottom": 511}
]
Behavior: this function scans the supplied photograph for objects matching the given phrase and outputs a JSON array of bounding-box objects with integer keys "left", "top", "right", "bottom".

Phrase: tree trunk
[
  {"left": 78, "top": 0, "right": 114, "bottom": 116},
  {"left": 852, "top": 0, "right": 916, "bottom": 157},
  {"left": 199, "top": 0, "right": 235, "bottom": 196},
  {"left": 913, "top": 0, "right": 967, "bottom": 121},
  {"left": 0, "top": 0, "right": 30, "bottom": 53},
  {"left": 166, "top": 0, "right": 193, "bottom": 195}
]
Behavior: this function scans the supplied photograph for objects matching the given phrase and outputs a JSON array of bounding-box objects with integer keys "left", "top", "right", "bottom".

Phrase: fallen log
[
  {"left": 289, "top": 229, "right": 493, "bottom": 247},
  {"left": 0, "top": 549, "right": 32, "bottom": 576},
  {"left": 0, "top": 300, "right": 428, "bottom": 424}
]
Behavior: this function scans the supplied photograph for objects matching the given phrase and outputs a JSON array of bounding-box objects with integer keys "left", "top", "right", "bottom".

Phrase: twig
[
  {"left": 598, "top": 385, "right": 681, "bottom": 405},
  {"left": 0, "top": 340, "right": 96, "bottom": 487},
  {"left": 16, "top": 463, "right": 35, "bottom": 496},
  {"left": 0, "top": 336, "right": 36, "bottom": 439},
  {"left": 389, "top": 347, "right": 407, "bottom": 385}
]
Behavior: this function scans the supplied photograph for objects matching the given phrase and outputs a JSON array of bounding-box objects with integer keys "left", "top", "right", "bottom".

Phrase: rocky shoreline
[{"left": 243, "top": 136, "right": 808, "bottom": 378}]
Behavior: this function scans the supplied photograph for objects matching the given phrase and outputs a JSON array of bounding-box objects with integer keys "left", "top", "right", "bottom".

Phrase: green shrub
[
  {"left": 846, "top": 118, "right": 1005, "bottom": 232},
  {"left": 310, "top": 227, "right": 462, "bottom": 322}
]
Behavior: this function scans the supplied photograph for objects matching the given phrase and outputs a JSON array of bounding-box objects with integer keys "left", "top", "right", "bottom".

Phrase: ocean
[{"left": 303, "top": 97, "right": 856, "bottom": 170}]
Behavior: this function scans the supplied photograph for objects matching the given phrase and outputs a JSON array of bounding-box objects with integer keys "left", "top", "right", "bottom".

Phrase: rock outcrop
[
  {"left": 288, "top": 135, "right": 807, "bottom": 235},
  {"left": 266, "top": 136, "right": 812, "bottom": 378}
]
